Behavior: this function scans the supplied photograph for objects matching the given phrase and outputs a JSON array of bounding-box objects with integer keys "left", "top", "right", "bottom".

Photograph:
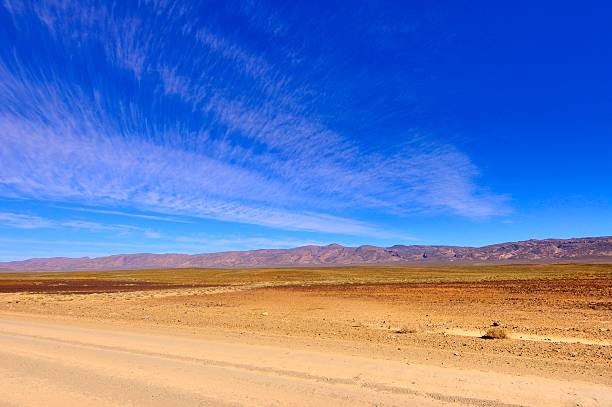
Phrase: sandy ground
[{"left": 1, "top": 274, "right": 611, "bottom": 406}]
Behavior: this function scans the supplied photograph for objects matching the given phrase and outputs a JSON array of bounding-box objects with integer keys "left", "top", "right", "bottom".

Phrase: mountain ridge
[{"left": 1, "top": 236, "right": 610, "bottom": 272}]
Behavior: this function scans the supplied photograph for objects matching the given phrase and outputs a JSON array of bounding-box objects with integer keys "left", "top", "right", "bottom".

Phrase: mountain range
[{"left": 0, "top": 236, "right": 610, "bottom": 272}]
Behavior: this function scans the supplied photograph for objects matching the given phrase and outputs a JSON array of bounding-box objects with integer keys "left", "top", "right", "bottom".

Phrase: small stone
[{"left": 261, "top": 312, "right": 268, "bottom": 316}]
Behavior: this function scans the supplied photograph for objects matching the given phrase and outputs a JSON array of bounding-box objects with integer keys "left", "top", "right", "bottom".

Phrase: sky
[{"left": 0, "top": 1, "right": 610, "bottom": 261}]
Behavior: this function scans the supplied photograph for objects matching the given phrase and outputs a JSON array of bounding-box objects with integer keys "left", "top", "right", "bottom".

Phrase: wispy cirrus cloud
[
  {"left": 0, "top": 212, "right": 52, "bottom": 229},
  {"left": 0, "top": 1, "right": 509, "bottom": 240},
  {"left": 0, "top": 211, "right": 151, "bottom": 235},
  {"left": 53, "top": 206, "right": 193, "bottom": 224},
  {"left": 0, "top": 109, "right": 388, "bottom": 235}
]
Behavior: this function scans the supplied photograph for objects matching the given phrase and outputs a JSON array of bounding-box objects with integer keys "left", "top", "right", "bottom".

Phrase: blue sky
[{"left": 0, "top": 1, "right": 610, "bottom": 261}]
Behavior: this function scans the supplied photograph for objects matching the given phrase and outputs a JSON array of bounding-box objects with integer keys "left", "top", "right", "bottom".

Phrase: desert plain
[{"left": 1, "top": 263, "right": 611, "bottom": 406}]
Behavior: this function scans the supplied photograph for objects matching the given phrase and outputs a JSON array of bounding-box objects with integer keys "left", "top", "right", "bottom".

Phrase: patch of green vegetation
[{"left": 1, "top": 263, "right": 611, "bottom": 287}]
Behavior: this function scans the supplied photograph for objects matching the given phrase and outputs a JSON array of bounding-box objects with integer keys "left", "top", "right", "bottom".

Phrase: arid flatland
[{"left": 1, "top": 264, "right": 611, "bottom": 405}]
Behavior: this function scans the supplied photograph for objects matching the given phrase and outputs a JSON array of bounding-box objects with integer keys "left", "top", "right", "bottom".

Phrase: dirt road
[{"left": 1, "top": 317, "right": 610, "bottom": 407}]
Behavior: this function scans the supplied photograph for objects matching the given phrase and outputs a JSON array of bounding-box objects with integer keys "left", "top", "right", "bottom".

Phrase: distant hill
[{"left": 0, "top": 236, "right": 610, "bottom": 272}]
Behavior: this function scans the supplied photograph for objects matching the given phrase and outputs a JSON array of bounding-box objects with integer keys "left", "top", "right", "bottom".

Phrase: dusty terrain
[{"left": 1, "top": 264, "right": 611, "bottom": 406}]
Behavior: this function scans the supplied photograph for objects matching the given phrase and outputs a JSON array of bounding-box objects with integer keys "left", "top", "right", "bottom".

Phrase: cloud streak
[
  {"left": 0, "top": 211, "right": 150, "bottom": 235},
  {"left": 53, "top": 206, "right": 193, "bottom": 224},
  {"left": 0, "top": 1, "right": 509, "bottom": 240}
]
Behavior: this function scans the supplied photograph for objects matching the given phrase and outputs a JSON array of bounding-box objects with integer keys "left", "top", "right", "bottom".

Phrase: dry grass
[{"left": 482, "top": 327, "right": 507, "bottom": 339}]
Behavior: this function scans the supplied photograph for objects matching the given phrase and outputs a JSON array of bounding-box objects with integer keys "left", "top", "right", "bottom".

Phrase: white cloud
[
  {"left": 144, "top": 230, "right": 162, "bottom": 239},
  {"left": 0, "top": 211, "right": 156, "bottom": 235},
  {"left": 0, "top": 1, "right": 510, "bottom": 241},
  {"left": 0, "top": 212, "right": 52, "bottom": 229},
  {"left": 0, "top": 112, "right": 391, "bottom": 235},
  {"left": 54, "top": 206, "right": 193, "bottom": 223}
]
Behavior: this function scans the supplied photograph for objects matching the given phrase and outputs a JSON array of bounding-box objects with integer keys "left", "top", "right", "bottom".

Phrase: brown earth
[
  {"left": 0, "top": 278, "right": 210, "bottom": 293},
  {"left": 1, "top": 266, "right": 611, "bottom": 405}
]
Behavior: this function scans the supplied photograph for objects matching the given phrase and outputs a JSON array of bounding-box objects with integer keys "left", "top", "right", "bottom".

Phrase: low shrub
[{"left": 482, "top": 327, "right": 507, "bottom": 339}]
